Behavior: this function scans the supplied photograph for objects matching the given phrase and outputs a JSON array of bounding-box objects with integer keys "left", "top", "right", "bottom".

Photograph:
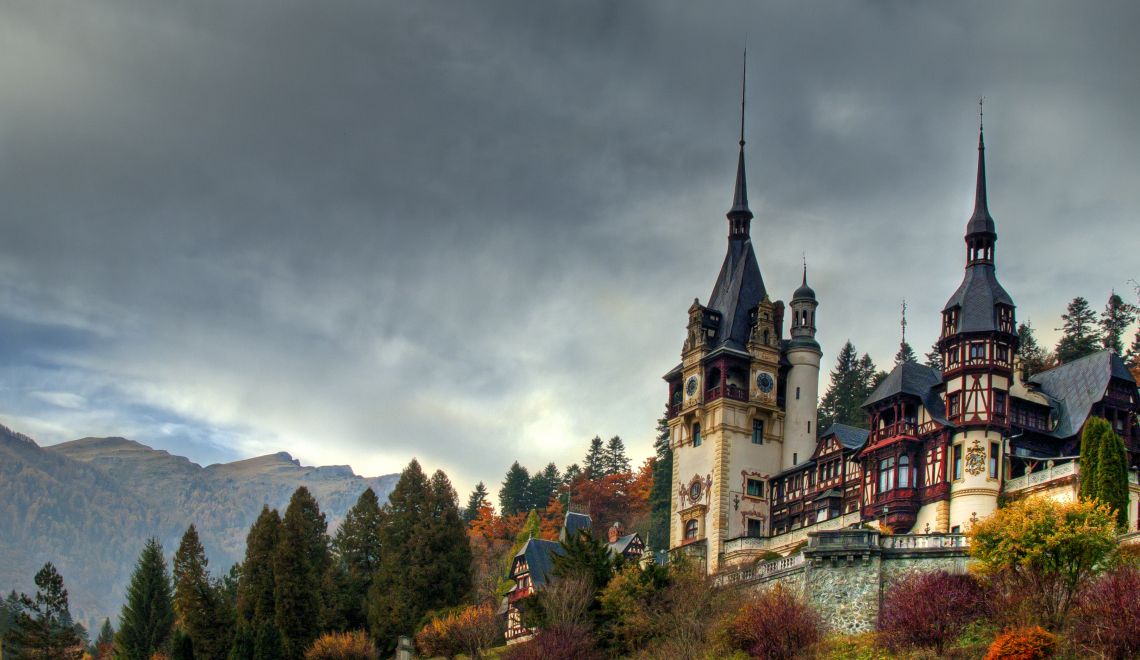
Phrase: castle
[{"left": 664, "top": 111, "right": 1140, "bottom": 574}]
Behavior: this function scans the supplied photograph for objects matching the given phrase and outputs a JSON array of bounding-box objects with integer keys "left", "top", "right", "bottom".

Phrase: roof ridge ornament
[{"left": 727, "top": 50, "right": 753, "bottom": 237}]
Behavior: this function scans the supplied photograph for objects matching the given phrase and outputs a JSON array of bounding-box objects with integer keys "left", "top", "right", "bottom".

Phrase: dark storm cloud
[{"left": 1, "top": 1, "right": 1138, "bottom": 491}]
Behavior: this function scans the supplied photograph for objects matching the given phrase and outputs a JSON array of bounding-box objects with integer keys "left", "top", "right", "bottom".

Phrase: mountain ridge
[{"left": 0, "top": 423, "right": 399, "bottom": 632}]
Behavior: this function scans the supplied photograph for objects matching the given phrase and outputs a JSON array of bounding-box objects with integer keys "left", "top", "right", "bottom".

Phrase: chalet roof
[
  {"left": 707, "top": 238, "right": 766, "bottom": 352},
  {"left": 864, "top": 361, "right": 942, "bottom": 408},
  {"left": 560, "top": 512, "right": 593, "bottom": 542},
  {"left": 512, "top": 538, "right": 563, "bottom": 588},
  {"left": 822, "top": 424, "right": 869, "bottom": 450},
  {"left": 813, "top": 488, "right": 843, "bottom": 502},
  {"left": 1029, "top": 350, "right": 1136, "bottom": 438},
  {"left": 608, "top": 533, "right": 640, "bottom": 556}
]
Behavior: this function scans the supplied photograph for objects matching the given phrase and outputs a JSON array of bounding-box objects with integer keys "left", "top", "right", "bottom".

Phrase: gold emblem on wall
[{"left": 965, "top": 439, "right": 986, "bottom": 476}]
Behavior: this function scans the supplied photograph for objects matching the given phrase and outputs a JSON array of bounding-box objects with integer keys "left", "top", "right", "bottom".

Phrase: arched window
[
  {"left": 878, "top": 457, "right": 895, "bottom": 493},
  {"left": 684, "top": 519, "right": 699, "bottom": 540},
  {"left": 898, "top": 455, "right": 910, "bottom": 488},
  {"left": 692, "top": 423, "right": 701, "bottom": 447}
]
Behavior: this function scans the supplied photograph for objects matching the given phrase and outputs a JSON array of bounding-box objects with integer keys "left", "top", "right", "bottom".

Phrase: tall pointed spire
[
  {"left": 967, "top": 97, "right": 995, "bottom": 239},
  {"left": 727, "top": 50, "right": 753, "bottom": 238}
]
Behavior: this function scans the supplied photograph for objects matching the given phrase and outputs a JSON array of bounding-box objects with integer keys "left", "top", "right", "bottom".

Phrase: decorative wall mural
[{"left": 965, "top": 439, "right": 986, "bottom": 476}]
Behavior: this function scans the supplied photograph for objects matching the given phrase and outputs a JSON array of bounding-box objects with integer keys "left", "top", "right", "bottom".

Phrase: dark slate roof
[
  {"left": 513, "top": 538, "right": 563, "bottom": 588},
  {"left": 560, "top": 512, "right": 593, "bottom": 542},
  {"left": 942, "top": 264, "right": 1014, "bottom": 332},
  {"left": 707, "top": 237, "right": 766, "bottom": 351},
  {"left": 863, "top": 361, "right": 949, "bottom": 426},
  {"left": 1029, "top": 350, "right": 1136, "bottom": 439},
  {"left": 822, "top": 424, "right": 869, "bottom": 450},
  {"left": 813, "top": 488, "right": 843, "bottom": 502},
  {"left": 966, "top": 130, "right": 996, "bottom": 237},
  {"left": 792, "top": 267, "right": 816, "bottom": 302}
]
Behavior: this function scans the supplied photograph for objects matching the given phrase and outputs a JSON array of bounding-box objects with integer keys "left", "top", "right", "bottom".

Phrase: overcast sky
[{"left": 1, "top": 1, "right": 1137, "bottom": 498}]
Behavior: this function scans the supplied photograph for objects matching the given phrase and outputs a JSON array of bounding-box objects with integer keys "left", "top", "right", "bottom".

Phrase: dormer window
[{"left": 943, "top": 308, "right": 959, "bottom": 336}]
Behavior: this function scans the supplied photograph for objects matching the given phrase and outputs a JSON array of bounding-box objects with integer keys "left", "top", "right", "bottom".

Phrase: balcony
[
  {"left": 1004, "top": 461, "right": 1077, "bottom": 493},
  {"left": 881, "top": 534, "right": 968, "bottom": 551},
  {"left": 870, "top": 421, "right": 919, "bottom": 443}
]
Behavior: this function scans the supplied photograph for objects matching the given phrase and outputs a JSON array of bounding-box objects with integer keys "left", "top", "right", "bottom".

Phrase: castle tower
[
  {"left": 783, "top": 266, "right": 822, "bottom": 470},
  {"left": 663, "top": 59, "right": 818, "bottom": 573},
  {"left": 939, "top": 115, "right": 1017, "bottom": 532}
]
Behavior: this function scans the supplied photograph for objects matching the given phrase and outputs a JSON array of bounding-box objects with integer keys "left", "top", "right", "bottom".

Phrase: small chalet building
[
  {"left": 767, "top": 424, "right": 867, "bottom": 536},
  {"left": 501, "top": 511, "right": 645, "bottom": 643}
]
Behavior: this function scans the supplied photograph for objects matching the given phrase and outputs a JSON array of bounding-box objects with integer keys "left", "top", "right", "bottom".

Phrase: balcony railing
[
  {"left": 713, "top": 552, "right": 805, "bottom": 588},
  {"left": 881, "top": 534, "right": 968, "bottom": 550},
  {"left": 870, "top": 421, "right": 919, "bottom": 442},
  {"left": 705, "top": 384, "right": 748, "bottom": 403},
  {"left": 1004, "top": 461, "right": 1077, "bottom": 493}
]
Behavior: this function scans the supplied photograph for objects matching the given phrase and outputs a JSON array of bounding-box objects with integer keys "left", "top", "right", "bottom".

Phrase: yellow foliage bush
[{"left": 304, "top": 630, "right": 378, "bottom": 660}]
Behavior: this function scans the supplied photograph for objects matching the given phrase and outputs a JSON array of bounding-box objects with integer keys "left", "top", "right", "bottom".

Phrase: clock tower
[{"left": 662, "top": 73, "right": 821, "bottom": 573}]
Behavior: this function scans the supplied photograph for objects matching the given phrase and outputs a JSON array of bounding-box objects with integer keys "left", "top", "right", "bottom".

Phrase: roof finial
[
  {"left": 802, "top": 252, "right": 807, "bottom": 286},
  {"left": 900, "top": 299, "right": 908, "bottom": 347},
  {"left": 966, "top": 98, "right": 995, "bottom": 239},
  {"left": 727, "top": 49, "right": 753, "bottom": 234}
]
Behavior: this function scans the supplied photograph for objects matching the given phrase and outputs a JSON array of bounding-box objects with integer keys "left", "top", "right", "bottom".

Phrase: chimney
[
  {"left": 773, "top": 301, "right": 785, "bottom": 340},
  {"left": 608, "top": 521, "right": 622, "bottom": 544}
]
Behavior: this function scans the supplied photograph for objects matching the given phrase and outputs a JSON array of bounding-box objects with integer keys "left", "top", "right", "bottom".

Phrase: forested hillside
[{"left": 0, "top": 424, "right": 398, "bottom": 631}]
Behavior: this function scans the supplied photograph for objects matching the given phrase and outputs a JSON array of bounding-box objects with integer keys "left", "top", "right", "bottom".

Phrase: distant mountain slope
[{"left": 0, "top": 424, "right": 399, "bottom": 631}]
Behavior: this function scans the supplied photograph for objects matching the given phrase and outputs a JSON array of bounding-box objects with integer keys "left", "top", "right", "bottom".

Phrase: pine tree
[
  {"left": 818, "top": 341, "right": 875, "bottom": 430},
  {"left": 227, "top": 622, "right": 254, "bottom": 660},
  {"left": 648, "top": 414, "right": 673, "bottom": 550},
  {"left": 252, "top": 620, "right": 283, "bottom": 660},
  {"left": 1055, "top": 297, "right": 1102, "bottom": 363},
  {"left": 923, "top": 341, "right": 943, "bottom": 371},
  {"left": 1127, "top": 328, "right": 1140, "bottom": 381},
  {"left": 583, "top": 436, "right": 606, "bottom": 480},
  {"left": 894, "top": 341, "right": 917, "bottom": 367},
  {"left": 462, "top": 482, "right": 490, "bottom": 522},
  {"left": 173, "top": 524, "right": 232, "bottom": 659},
  {"left": 3, "top": 562, "right": 83, "bottom": 659},
  {"left": 115, "top": 539, "right": 174, "bottom": 660},
  {"left": 169, "top": 629, "right": 194, "bottom": 660},
  {"left": 562, "top": 463, "right": 582, "bottom": 485},
  {"left": 94, "top": 618, "right": 114, "bottom": 659},
  {"left": 273, "top": 486, "right": 329, "bottom": 660},
  {"left": 369, "top": 459, "right": 432, "bottom": 653},
  {"left": 236, "top": 506, "right": 282, "bottom": 632},
  {"left": 553, "top": 528, "right": 615, "bottom": 591},
  {"left": 526, "top": 463, "right": 560, "bottom": 511},
  {"left": 1096, "top": 424, "right": 1130, "bottom": 529},
  {"left": 424, "top": 470, "right": 473, "bottom": 608},
  {"left": 330, "top": 488, "right": 384, "bottom": 631},
  {"left": 1017, "top": 321, "right": 1049, "bottom": 381},
  {"left": 1100, "top": 292, "right": 1137, "bottom": 355},
  {"left": 1079, "top": 419, "right": 1103, "bottom": 503},
  {"left": 603, "top": 436, "right": 631, "bottom": 476},
  {"left": 498, "top": 462, "right": 531, "bottom": 517}
]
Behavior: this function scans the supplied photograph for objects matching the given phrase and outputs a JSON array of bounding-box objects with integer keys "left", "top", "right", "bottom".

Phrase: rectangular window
[
  {"left": 746, "top": 518, "right": 763, "bottom": 538},
  {"left": 793, "top": 452, "right": 798, "bottom": 465},
  {"left": 953, "top": 444, "right": 963, "bottom": 480},
  {"left": 807, "top": 421, "right": 812, "bottom": 434},
  {"left": 948, "top": 393, "right": 960, "bottom": 418},
  {"left": 746, "top": 478, "right": 763, "bottom": 498},
  {"left": 970, "top": 343, "right": 986, "bottom": 360},
  {"left": 994, "top": 391, "right": 1007, "bottom": 417},
  {"left": 878, "top": 457, "right": 895, "bottom": 492},
  {"left": 752, "top": 419, "right": 764, "bottom": 445},
  {"left": 989, "top": 442, "right": 1000, "bottom": 479},
  {"left": 951, "top": 525, "right": 961, "bottom": 534},
  {"left": 692, "top": 423, "right": 701, "bottom": 447},
  {"left": 796, "top": 386, "right": 801, "bottom": 400},
  {"left": 947, "top": 348, "right": 960, "bottom": 366},
  {"left": 996, "top": 345, "right": 1009, "bottom": 362}
]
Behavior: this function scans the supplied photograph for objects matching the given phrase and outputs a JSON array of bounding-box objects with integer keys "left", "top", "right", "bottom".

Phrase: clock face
[
  {"left": 685, "top": 375, "right": 699, "bottom": 397},
  {"left": 688, "top": 480, "right": 702, "bottom": 502},
  {"left": 756, "top": 371, "right": 774, "bottom": 394}
]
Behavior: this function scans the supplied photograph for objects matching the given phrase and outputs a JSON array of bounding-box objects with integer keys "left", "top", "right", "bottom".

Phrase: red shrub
[
  {"left": 502, "top": 623, "right": 603, "bottom": 660},
  {"left": 1071, "top": 564, "right": 1140, "bottom": 659},
  {"left": 878, "top": 570, "right": 986, "bottom": 654},
  {"left": 984, "top": 626, "right": 1056, "bottom": 660},
  {"left": 720, "top": 585, "right": 822, "bottom": 660}
]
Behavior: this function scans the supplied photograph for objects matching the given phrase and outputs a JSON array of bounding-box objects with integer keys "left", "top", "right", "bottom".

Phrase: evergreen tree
[
  {"left": 583, "top": 436, "right": 606, "bottom": 480},
  {"left": 553, "top": 529, "right": 615, "bottom": 592},
  {"left": 329, "top": 488, "right": 383, "bottom": 631},
  {"left": 818, "top": 341, "right": 875, "bottom": 430},
  {"left": 648, "top": 414, "right": 673, "bottom": 550},
  {"left": 115, "top": 539, "right": 174, "bottom": 660},
  {"left": 173, "top": 524, "right": 232, "bottom": 659},
  {"left": 923, "top": 341, "right": 943, "bottom": 371},
  {"left": 3, "top": 562, "right": 83, "bottom": 659},
  {"left": 498, "top": 462, "right": 531, "bottom": 517},
  {"left": 369, "top": 459, "right": 432, "bottom": 652},
  {"left": 1100, "top": 292, "right": 1137, "bottom": 354},
  {"left": 562, "top": 463, "right": 582, "bottom": 485},
  {"left": 169, "top": 629, "right": 194, "bottom": 660},
  {"left": 603, "top": 436, "right": 631, "bottom": 476},
  {"left": 894, "top": 341, "right": 917, "bottom": 367},
  {"left": 1079, "top": 419, "right": 1103, "bottom": 503},
  {"left": 1127, "top": 328, "right": 1140, "bottom": 380},
  {"left": 94, "top": 618, "right": 114, "bottom": 658},
  {"left": 859, "top": 353, "right": 888, "bottom": 391},
  {"left": 252, "top": 620, "right": 283, "bottom": 660},
  {"left": 227, "top": 622, "right": 254, "bottom": 660},
  {"left": 1096, "top": 424, "right": 1130, "bottom": 529},
  {"left": 527, "top": 463, "right": 560, "bottom": 511},
  {"left": 424, "top": 470, "right": 474, "bottom": 607},
  {"left": 1055, "top": 297, "right": 1101, "bottom": 363},
  {"left": 1017, "top": 321, "right": 1049, "bottom": 381},
  {"left": 462, "top": 482, "right": 490, "bottom": 522},
  {"left": 273, "top": 487, "right": 329, "bottom": 660},
  {"left": 236, "top": 507, "right": 281, "bottom": 635}
]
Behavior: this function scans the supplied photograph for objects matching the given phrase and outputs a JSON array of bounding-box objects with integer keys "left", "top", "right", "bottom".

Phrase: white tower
[{"left": 783, "top": 266, "right": 822, "bottom": 470}]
